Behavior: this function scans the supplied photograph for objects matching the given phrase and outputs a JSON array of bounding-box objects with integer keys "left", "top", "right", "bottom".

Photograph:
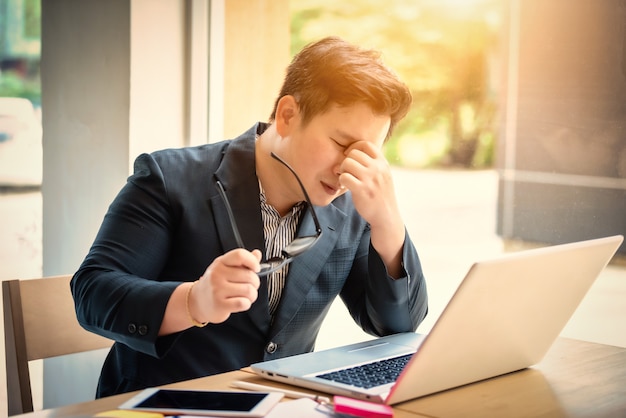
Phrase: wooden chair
[{"left": 3, "top": 274, "right": 113, "bottom": 415}]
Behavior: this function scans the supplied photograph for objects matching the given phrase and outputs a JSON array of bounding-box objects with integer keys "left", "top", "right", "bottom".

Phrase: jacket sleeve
[
  {"left": 71, "top": 153, "right": 182, "bottom": 357},
  {"left": 339, "top": 227, "right": 428, "bottom": 336}
]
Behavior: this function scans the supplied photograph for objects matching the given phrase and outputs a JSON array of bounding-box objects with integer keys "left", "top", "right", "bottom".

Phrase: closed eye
[{"left": 330, "top": 138, "right": 348, "bottom": 149}]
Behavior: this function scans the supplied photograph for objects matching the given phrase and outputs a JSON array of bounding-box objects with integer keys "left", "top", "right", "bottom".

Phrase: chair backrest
[{"left": 3, "top": 274, "right": 113, "bottom": 416}]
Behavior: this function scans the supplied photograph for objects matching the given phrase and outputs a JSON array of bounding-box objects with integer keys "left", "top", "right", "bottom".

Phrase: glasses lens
[{"left": 282, "top": 235, "right": 321, "bottom": 257}]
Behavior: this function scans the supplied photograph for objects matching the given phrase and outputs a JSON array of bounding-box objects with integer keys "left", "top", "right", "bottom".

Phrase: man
[{"left": 72, "top": 36, "right": 428, "bottom": 398}]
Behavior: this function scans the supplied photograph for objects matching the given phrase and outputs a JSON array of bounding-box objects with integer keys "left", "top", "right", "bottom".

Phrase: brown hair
[{"left": 270, "top": 36, "right": 412, "bottom": 141}]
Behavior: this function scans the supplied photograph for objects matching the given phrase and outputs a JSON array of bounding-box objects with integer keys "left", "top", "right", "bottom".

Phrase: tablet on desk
[{"left": 119, "top": 388, "right": 284, "bottom": 417}]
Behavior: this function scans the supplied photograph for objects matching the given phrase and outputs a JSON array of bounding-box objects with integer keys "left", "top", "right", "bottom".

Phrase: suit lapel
[
  {"left": 210, "top": 191, "right": 271, "bottom": 334},
  {"left": 211, "top": 130, "right": 271, "bottom": 333},
  {"left": 270, "top": 203, "right": 347, "bottom": 334}
]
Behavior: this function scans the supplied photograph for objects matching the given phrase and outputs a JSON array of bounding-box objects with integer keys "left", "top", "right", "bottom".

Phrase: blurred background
[
  {"left": 291, "top": 0, "right": 501, "bottom": 170},
  {"left": 1, "top": 0, "right": 625, "bottom": 415}
]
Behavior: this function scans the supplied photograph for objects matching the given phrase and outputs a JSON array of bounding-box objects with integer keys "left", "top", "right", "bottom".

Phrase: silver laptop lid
[{"left": 386, "top": 235, "right": 623, "bottom": 404}]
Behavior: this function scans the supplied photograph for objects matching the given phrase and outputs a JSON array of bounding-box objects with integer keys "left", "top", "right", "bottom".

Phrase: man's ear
[{"left": 275, "top": 95, "right": 299, "bottom": 137}]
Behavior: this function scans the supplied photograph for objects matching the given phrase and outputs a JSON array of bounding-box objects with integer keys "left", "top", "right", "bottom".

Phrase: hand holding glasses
[{"left": 215, "top": 152, "right": 322, "bottom": 277}]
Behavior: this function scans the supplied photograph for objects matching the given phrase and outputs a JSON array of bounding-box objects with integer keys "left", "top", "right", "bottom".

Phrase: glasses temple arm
[
  {"left": 215, "top": 179, "right": 246, "bottom": 248},
  {"left": 270, "top": 152, "right": 323, "bottom": 234}
]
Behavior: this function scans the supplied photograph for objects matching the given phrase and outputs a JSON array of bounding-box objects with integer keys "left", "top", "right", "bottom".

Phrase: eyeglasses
[{"left": 215, "top": 152, "right": 323, "bottom": 277}]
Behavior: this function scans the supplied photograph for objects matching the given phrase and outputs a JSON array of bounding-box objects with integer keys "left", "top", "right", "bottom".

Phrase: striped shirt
[{"left": 259, "top": 183, "right": 305, "bottom": 316}]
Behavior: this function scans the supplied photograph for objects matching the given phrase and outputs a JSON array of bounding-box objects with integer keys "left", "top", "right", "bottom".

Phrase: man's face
[{"left": 284, "top": 102, "right": 391, "bottom": 207}]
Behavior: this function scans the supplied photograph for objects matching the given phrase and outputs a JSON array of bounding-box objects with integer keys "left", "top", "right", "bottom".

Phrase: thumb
[{"left": 251, "top": 249, "right": 263, "bottom": 262}]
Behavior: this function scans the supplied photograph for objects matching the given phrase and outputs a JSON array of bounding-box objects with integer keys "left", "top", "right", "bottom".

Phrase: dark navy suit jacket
[{"left": 71, "top": 123, "right": 428, "bottom": 398}]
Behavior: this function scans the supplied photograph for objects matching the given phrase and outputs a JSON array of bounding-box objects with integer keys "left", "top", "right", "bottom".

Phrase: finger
[
  {"left": 341, "top": 156, "right": 369, "bottom": 180},
  {"left": 345, "top": 141, "right": 380, "bottom": 159},
  {"left": 339, "top": 171, "right": 361, "bottom": 191},
  {"left": 215, "top": 279, "right": 259, "bottom": 302},
  {"left": 209, "top": 296, "right": 256, "bottom": 323},
  {"left": 344, "top": 149, "right": 372, "bottom": 171},
  {"left": 221, "top": 248, "right": 262, "bottom": 274},
  {"left": 206, "top": 278, "right": 259, "bottom": 318},
  {"left": 222, "top": 296, "right": 256, "bottom": 314},
  {"left": 204, "top": 262, "right": 259, "bottom": 297},
  {"left": 220, "top": 265, "right": 261, "bottom": 289},
  {"left": 340, "top": 152, "right": 381, "bottom": 190}
]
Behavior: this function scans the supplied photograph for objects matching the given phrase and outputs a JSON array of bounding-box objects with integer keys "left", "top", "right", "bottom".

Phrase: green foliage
[
  {"left": 23, "top": 0, "right": 42, "bottom": 38},
  {"left": 290, "top": 0, "right": 502, "bottom": 168},
  {"left": 0, "top": 70, "right": 41, "bottom": 106}
]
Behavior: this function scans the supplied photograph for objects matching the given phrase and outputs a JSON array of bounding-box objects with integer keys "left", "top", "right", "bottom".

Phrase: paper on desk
[
  {"left": 176, "top": 399, "right": 338, "bottom": 418},
  {"left": 265, "top": 398, "right": 335, "bottom": 417}
]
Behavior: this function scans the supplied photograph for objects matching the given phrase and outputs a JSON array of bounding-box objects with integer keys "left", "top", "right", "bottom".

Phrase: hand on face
[
  {"left": 191, "top": 249, "right": 262, "bottom": 324},
  {"left": 339, "top": 141, "right": 402, "bottom": 229}
]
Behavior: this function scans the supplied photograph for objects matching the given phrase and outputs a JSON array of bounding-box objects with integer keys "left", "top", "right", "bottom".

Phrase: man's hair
[{"left": 270, "top": 36, "right": 412, "bottom": 141}]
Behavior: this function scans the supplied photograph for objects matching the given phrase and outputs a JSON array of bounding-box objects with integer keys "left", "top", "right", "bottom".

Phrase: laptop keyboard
[{"left": 316, "top": 353, "right": 413, "bottom": 389}]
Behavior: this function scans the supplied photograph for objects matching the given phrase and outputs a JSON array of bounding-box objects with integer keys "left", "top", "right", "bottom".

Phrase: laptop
[{"left": 251, "top": 235, "right": 624, "bottom": 405}]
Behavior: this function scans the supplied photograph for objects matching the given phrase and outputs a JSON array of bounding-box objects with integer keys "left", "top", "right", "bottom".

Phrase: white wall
[{"left": 129, "top": 0, "right": 188, "bottom": 164}]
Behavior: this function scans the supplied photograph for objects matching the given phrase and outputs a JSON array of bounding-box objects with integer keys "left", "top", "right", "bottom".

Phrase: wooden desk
[
  {"left": 16, "top": 338, "right": 626, "bottom": 418},
  {"left": 395, "top": 337, "right": 626, "bottom": 417}
]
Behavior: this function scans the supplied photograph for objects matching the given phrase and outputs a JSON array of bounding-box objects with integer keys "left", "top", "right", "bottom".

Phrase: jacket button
[
  {"left": 266, "top": 342, "right": 277, "bottom": 354},
  {"left": 138, "top": 325, "right": 148, "bottom": 336},
  {"left": 128, "top": 323, "right": 137, "bottom": 334}
]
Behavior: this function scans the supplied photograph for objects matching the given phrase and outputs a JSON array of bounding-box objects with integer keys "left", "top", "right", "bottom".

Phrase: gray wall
[
  {"left": 41, "top": 0, "right": 132, "bottom": 408},
  {"left": 497, "top": 0, "right": 626, "bottom": 254}
]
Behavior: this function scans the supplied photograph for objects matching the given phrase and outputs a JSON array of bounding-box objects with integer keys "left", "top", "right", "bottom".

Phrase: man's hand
[
  {"left": 339, "top": 141, "right": 406, "bottom": 278},
  {"left": 189, "top": 249, "right": 262, "bottom": 324},
  {"left": 339, "top": 141, "right": 401, "bottom": 230}
]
